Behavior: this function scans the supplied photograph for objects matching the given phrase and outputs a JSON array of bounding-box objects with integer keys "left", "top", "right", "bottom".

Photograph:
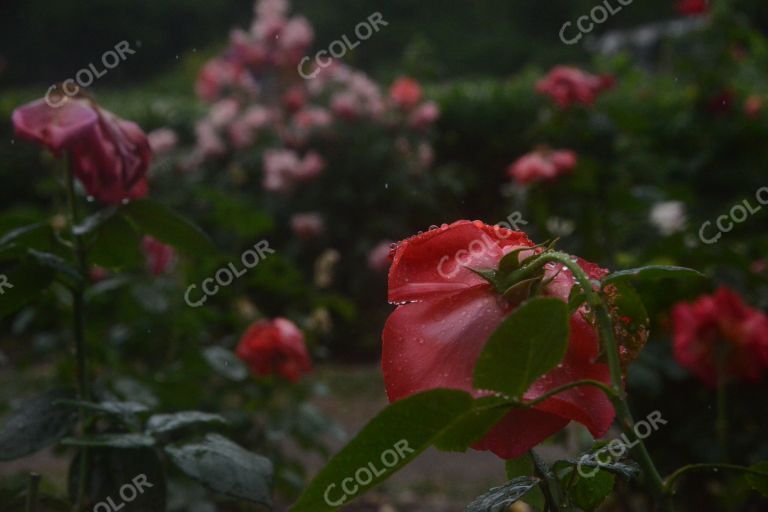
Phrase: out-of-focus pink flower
[
  {"left": 262, "top": 149, "right": 323, "bottom": 192},
  {"left": 297, "top": 151, "right": 325, "bottom": 180},
  {"left": 195, "top": 121, "right": 226, "bottom": 157},
  {"left": 196, "top": 59, "right": 243, "bottom": 102},
  {"left": 417, "top": 143, "right": 434, "bottom": 169},
  {"left": 13, "top": 98, "right": 151, "bottom": 204},
  {"left": 331, "top": 92, "right": 360, "bottom": 120},
  {"left": 294, "top": 107, "right": 332, "bottom": 130},
  {"left": 209, "top": 99, "right": 240, "bottom": 128},
  {"left": 672, "top": 287, "right": 768, "bottom": 386},
  {"left": 279, "top": 16, "right": 314, "bottom": 51},
  {"left": 368, "top": 240, "right": 394, "bottom": 272},
  {"left": 148, "top": 128, "right": 178, "bottom": 155},
  {"left": 745, "top": 95, "right": 763, "bottom": 119},
  {"left": 536, "top": 66, "right": 614, "bottom": 108},
  {"left": 291, "top": 212, "right": 325, "bottom": 239},
  {"left": 228, "top": 105, "right": 274, "bottom": 149},
  {"left": 507, "top": 148, "right": 578, "bottom": 184},
  {"left": 409, "top": 101, "right": 440, "bottom": 129},
  {"left": 677, "top": 0, "right": 709, "bottom": 15},
  {"left": 263, "top": 148, "right": 301, "bottom": 192},
  {"left": 389, "top": 77, "right": 423, "bottom": 110},
  {"left": 750, "top": 260, "right": 767, "bottom": 275},
  {"left": 256, "top": 0, "right": 289, "bottom": 20},
  {"left": 243, "top": 105, "right": 273, "bottom": 129},
  {"left": 252, "top": 16, "right": 286, "bottom": 42},
  {"left": 236, "top": 317, "right": 312, "bottom": 382},
  {"left": 282, "top": 86, "right": 307, "bottom": 112},
  {"left": 230, "top": 29, "right": 269, "bottom": 67},
  {"left": 141, "top": 236, "right": 176, "bottom": 275}
]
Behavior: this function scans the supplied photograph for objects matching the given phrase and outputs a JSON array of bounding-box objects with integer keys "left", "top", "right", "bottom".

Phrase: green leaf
[
  {"left": 291, "top": 389, "right": 473, "bottom": 511},
  {"left": 602, "top": 265, "right": 705, "bottom": 286},
  {"left": 61, "top": 433, "right": 156, "bottom": 448},
  {"left": 465, "top": 476, "right": 541, "bottom": 512},
  {"left": 570, "top": 469, "right": 615, "bottom": 511},
  {"left": 505, "top": 454, "right": 545, "bottom": 509},
  {"left": 73, "top": 207, "right": 118, "bottom": 236},
  {"left": 746, "top": 462, "right": 768, "bottom": 497},
  {"left": 434, "top": 396, "right": 510, "bottom": 452},
  {"left": 0, "top": 261, "right": 55, "bottom": 317},
  {"left": 165, "top": 433, "right": 273, "bottom": 507},
  {"left": 55, "top": 400, "right": 149, "bottom": 426},
  {"left": 505, "top": 453, "right": 535, "bottom": 479},
  {"left": 0, "top": 389, "right": 77, "bottom": 461},
  {"left": 567, "top": 456, "right": 640, "bottom": 480},
  {"left": 146, "top": 411, "right": 227, "bottom": 435},
  {"left": 602, "top": 280, "right": 649, "bottom": 364},
  {"left": 203, "top": 346, "right": 248, "bottom": 382},
  {"left": 0, "top": 223, "right": 53, "bottom": 249},
  {"left": 27, "top": 249, "right": 83, "bottom": 288},
  {"left": 68, "top": 447, "right": 166, "bottom": 511},
  {"left": 121, "top": 199, "right": 217, "bottom": 255},
  {"left": 87, "top": 213, "right": 143, "bottom": 270},
  {"left": 474, "top": 297, "right": 570, "bottom": 399}
]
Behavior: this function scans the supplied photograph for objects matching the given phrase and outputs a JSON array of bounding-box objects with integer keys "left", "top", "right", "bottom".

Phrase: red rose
[
  {"left": 677, "top": 0, "right": 709, "bottom": 15},
  {"left": 389, "top": 77, "right": 423, "bottom": 110},
  {"left": 507, "top": 148, "right": 577, "bottom": 184},
  {"left": 12, "top": 98, "right": 151, "bottom": 204},
  {"left": 672, "top": 287, "right": 768, "bottom": 386},
  {"left": 382, "top": 220, "right": 631, "bottom": 459},
  {"left": 236, "top": 318, "right": 313, "bottom": 382},
  {"left": 536, "top": 66, "right": 613, "bottom": 108}
]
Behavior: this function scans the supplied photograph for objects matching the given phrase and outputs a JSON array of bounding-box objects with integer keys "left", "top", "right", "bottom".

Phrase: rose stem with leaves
[
  {"left": 64, "top": 161, "right": 92, "bottom": 511},
  {"left": 514, "top": 251, "right": 671, "bottom": 511}
]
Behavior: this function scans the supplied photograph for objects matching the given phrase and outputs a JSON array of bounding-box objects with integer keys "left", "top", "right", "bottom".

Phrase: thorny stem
[
  {"left": 515, "top": 252, "right": 671, "bottom": 511},
  {"left": 64, "top": 162, "right": 91, "bottom": 512}
]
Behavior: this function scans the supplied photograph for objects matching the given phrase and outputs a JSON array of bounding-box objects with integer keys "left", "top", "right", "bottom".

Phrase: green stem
[
  {"left": 664, "top": 463, "right": 768, "bottom": 492},
  {"left": 64, "top": 163, "right": 91, "bottom": 512},
  {"left": 25, "top": 473, "right": 40, "bottom": 512},
  {"left": 531, "top": 450, "right": 562, "bottom": 512},
  {"left": 522, "top": 379, "right": 619, "bottom": 408},
  {"left": 516, "top": 252, "right": 670, "bottom": 510}
]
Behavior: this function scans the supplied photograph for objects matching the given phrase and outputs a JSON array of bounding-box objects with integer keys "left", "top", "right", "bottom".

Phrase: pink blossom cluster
[
  {"left": 190, "top": 0, "right": 440, "bottom": 193},
  {"left": 507, "top": 148, "right": 578, "bottom": 185},
  {"left": 536, "top": 66, "right": 614, "bottom": 109}
]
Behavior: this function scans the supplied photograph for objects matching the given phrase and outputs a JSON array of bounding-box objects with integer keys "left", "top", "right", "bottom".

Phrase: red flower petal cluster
[
  {"left": 12, "top": 98, "right": 151, "bottom": 204},
  {"left": 236, "top": 318, "right": 313, "bottom": 382},
  {"left": 382, "top": 220, "right": 639, "bottom": 459},
  {"left": 536, "top": 66, "right": 614, "bottom": 108},
  {"left": 672, "top": 287, "right": 768, "bottom": 386},
  {"left": 507, "top": 148, "right": 577, "bottom": 184},
  {"left": 677, "top": 0, "right": 709, "bottom": 15}
]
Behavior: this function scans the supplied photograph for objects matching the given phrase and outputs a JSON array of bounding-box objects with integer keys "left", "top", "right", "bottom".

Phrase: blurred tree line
[{"left": 4, "top": 0, "right": 767, "bottom": 88}]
